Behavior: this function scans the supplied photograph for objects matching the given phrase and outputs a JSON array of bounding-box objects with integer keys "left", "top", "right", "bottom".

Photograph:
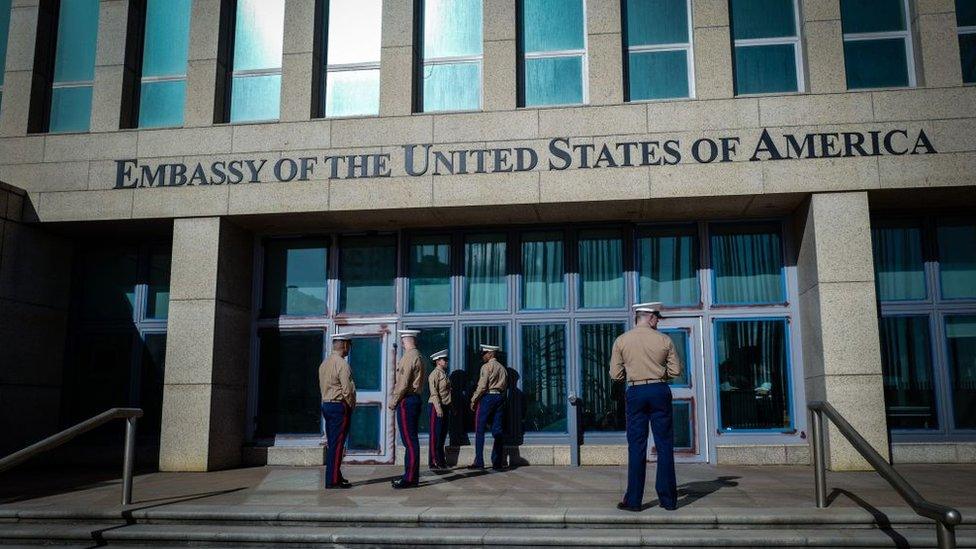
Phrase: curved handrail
[
  {"left": 808, "top": 401, "right": 961, "bottom": 549},
  {"left": 0, "top": 407, "right": 143, "bottom": 506}
]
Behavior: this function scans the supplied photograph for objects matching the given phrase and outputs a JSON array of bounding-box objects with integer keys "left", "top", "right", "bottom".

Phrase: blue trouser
[
  {"left": 474, "top": 393, "right": 505, "bottom": 468},
  {"left": 428, "top": 403, "right": 450, "bottom": 468},
  {"left": 321, "top": 402, "right": 351, "bottom": 488},
  {"left": 396, "top": 394, "right": 421, "bottom": 483},
  {"left": 624, "top": 382, "right": 677, "bottom": 509}
]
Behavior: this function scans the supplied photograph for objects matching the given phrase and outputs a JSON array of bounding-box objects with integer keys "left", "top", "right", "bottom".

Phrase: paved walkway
[{"left": 2, "top": 463, "right": 975, "bottom": 514}]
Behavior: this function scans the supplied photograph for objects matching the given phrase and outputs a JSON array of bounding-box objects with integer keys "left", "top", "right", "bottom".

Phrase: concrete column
[
  {"left": 280, "top": 0, "right": 316, "bottom": 121},
  {"left": 379, "top": 0, "right": 416, "bottom": 116},
  {"left": 795, "top": 192, "right": 890, "bottom": 471},
  {"left": 184, "top": 0, "right": 225, "bottom": 126},
  {"left": 90, "top": 0, "right": 130, "bottom": 132},
  {"left": 0, "top": 4, "right": 39, "bottom": 136},
  {"left": 802, "top": 0, "right": 847, "bottom": 93},
  {"left": 913, "top": 1, "right": 963, "bottom": 87},
  {"left": 159, "top": 217, "right": 253, "bottom": 472},
  {"left": 585, "top": 0, "right": 623, "bottom": 105},
  {"left": 692, "top": 0, "right": 733, "bottom": 99},
  {"left": 483, "top": 0, "right": 516, "bottom": 111}
]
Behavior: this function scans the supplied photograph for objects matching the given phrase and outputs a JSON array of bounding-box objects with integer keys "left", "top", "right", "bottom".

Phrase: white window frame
[
  {"left": 730, "top": 0, "right": 805, "bottom": 95},
  {"left": 521, "top": 0, "right": 589, "bottom": 107},
  {"left": 323, "top": 0, "right": 382, "bottom": 118},
  {"left": 625, "top": 0, "right": 696, "bottom": 102},
  {"left": 419, "top": 0, "right": 484, "bottom": 113},
  {"left": 841, "top": 0, "right": 917, "bottom": 88}
]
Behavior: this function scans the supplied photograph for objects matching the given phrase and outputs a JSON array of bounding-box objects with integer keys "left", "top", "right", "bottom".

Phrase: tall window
[
  {"left": 521, "top": 323, "right": 568, "bottom": 432},
  {"left": 841, "top": 0, "right": 915, "bottom": 89},
  {"left": 464, "top": 233, "right": 507, "bottom": 311},
  {"left": 137, "top": 0, "right": 191, "bottom": 128},
  {"left": 49, "top": 0, "right": 100, "bottom": 133},
  {"left": 261, "top": 239, "right": 329, "bottom": 317},
  {"left": 715, "top": 318, "right": 791, "bottom": 431},
  {"left": 624, "top": 0, "right": 692, "bottom": 101},
  {"left": 338, "top": 235, "right": 396, "bottom": 314},
  {"left": 873, "top": 217, "right": 976, "bottom": 436},
  {"left": 710, "top": 222, "right": 785, "bottom": 305},
  {"left": 407, "top": 234, "right": 452, "bottom": 313},
  {"left": 0, "top": 0, "right": 12, "bottom": 106},
  {"left": 578, "top": 229, "right": 625, "bottom": 309},
  {"left": 958, "top": 0, "right": 976, "bottom": 83},
  {"left": 229, "top": 0, "right": 285, "bottom": 122},
  {"left": 321, "top": 0, "right": 381, "bottom": 117},
  {"left": 519, "top": 0, "right": 586, "bottom": 106},
  {"left": 520, "top": 231, "right": 565, "bottom": 310},
  {"left": 420, "top": 0, "right": 483, "bottom": 112},
  {"left": 730, "top": 0, "right": 803, "bottom": 94},
  {"left": 637, "top": 225, "right": 699, "bottom": 306}
]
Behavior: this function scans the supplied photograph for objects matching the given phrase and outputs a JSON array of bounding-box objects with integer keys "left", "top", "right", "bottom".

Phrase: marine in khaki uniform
[
  {"left": 427, "top": 349, "right": 452, "bottom": 470},
  {"left": 468, "top": 344, "right": 508, "bottom": 470},
  {"left": 319, "top": 333, "right": 356, "bottom": 489},
  {"left": 610, "top": 302, "right": 682, "bottom": 511},
  {"left": 389, "top": 329, "right": 425, "bottom": 488}
]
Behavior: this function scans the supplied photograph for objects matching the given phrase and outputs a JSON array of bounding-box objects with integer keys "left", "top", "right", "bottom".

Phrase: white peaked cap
[
  {"left": 430, "top": 349, "right": 449, "bottom": 361},
  {"left": 479, "top": 344, "right": 501, "bottom": 352},
  {"left": 633, "top": 302, "right": 663, "bottom": 314},
  {"left": 398, "top": 329, "right": 421, "bottom": 338},
  {"left": 331, "top": 333, "right": 352, "bottom": 341}
]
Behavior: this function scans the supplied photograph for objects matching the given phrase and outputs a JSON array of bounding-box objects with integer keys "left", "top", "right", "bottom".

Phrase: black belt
[
  {"left": 628, "top": 379, "right": 664, "bottom": 387},
  {"left": 488, "top": 389, "right": 503, "bottom": 394}
]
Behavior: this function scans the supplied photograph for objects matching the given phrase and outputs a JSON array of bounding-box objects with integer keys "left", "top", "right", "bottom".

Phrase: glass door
[
  {"left": 655, "top": 316, "right": 708, "bottom": 463},
  {"left": 339, "top": 324, "right": 394, "bottom": 464}
]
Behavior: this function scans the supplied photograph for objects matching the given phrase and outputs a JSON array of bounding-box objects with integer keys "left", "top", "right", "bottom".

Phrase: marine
[
  {"left": 610, "top": 303, "right": 683, "bottom": 511},
  {"left": 427, "top": 349, "right": 452, "bottom": 470},
  {"left": 469, "top": 344, "right": 508, "bottom": 470},
  {"left": 390, "top": 329, "right": 425, "bottom": 489},
  {"left": 319, "top": 333, "right": 356, "bottom": 489}
]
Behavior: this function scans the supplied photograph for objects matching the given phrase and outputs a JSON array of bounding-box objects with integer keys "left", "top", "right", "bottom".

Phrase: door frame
[
  {"left": 655, "top": 315, "right": 710, "bottom": 463},
  {"left": 336, "top": 322, "right": 397, "bottom": 464}
]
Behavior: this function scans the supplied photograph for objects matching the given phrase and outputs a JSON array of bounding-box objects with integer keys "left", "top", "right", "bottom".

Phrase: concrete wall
[{"left": 0, "top": 181, "right": 72, "bottom": 456}]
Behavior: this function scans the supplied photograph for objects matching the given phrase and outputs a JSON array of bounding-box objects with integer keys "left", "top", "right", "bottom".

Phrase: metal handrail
[
  {"left": 0, "top": 407, "right": 142, "bottom": 506},
  {"left": 809, "top": 401, "right": 962, "bottom": 549}
]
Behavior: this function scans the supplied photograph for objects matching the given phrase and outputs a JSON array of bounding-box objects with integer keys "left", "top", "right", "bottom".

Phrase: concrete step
[{"left": 1, "top": 522, "right": 975, "bottom": 547}]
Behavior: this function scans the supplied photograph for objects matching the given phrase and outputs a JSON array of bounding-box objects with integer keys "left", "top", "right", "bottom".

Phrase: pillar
[
  {"left": 692, "top": 0, "right": 733, "bottom": 99},
  {"left": 796, "top": 192, "right": 890, "bottom": 471},
  {"left": 159, "top": 217, "right": 253, "bottom": 471},
  {"left": 184, "top": 0, "right": 225, "bottom": 126},
  {"left": 280, "top": 0, "right": 316, "bottom": 121},
  {"left": 802, "top": 0, "right": 847, "bottom": 93},
  {"left": 913, "top": 0, "right": 963, "bottom": 87},
  {"left": 379, "top": 0, "right": 415, "bottom": 116},
  {"left": 483, "top": 0, "right": 516, "bottom": 111},
  {"left": 90, "top": 0, "right": 130, "bottom": 132},
  {"left": 586, "top": 0, "right": 623, "bottom": 105},
  {"left": 0, "top": 2, "right": 39, "bottom": 136}
]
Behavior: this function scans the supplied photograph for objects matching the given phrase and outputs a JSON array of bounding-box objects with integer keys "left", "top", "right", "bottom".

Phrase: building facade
[{"left": 0, "top": 0, "right": 974, "bottom": 472}]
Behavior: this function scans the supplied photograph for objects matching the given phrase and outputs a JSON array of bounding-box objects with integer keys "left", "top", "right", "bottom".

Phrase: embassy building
[{"left": 0, "top": 0, "right": 975, "bottom": 473}]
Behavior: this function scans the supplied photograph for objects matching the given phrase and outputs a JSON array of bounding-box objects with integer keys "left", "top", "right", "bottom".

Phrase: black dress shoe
[
  {"left": 466, "top": 464, "right": 485, "bottom": 470},
  {"left": 338, "top": 479, "right": 352, "bottom": 488},
  {"left": 391, "top": 478, "right": 418, "bottom": 489},
  {"left": 616, "top": 502, "right": 641, "bottom": 512},
  {"left": 490, "top": 465, "right": 507, "bottom": 471},
  {"left": 325, "top": 483, "right": 352, "bottom": 489},
  {"left": 661, "top": 504, "right": 677, "bottom": 511}
]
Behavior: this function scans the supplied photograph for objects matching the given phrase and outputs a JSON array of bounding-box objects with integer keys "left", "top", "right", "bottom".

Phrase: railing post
[
  {"left": 811, "top": 407, "right": 827, "bottom": 508},
  {"left": 937, "top": 521, "right": 956, "bottom": 549},
  {"left": 568, "top": 393, "right": 581, "bottom": 467},
  {"left": 122, "top": 416, "right": 137, "bottom": 506}
]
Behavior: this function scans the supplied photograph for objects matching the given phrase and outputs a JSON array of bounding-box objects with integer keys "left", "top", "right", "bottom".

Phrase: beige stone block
[
  {"left": 553, "top": 445, "right": 571, "bottom": 466},
  {"left": 538, "top": 104, "right": 646, "bottom": 138},
  {"left": 586, "top": 0, "right": 621, "bottom": 34},
  {"left": 131, "top": 184, "right": 229, "bottom": 218},
  {"left": 508, "top": 445, "right": 554, "bottom": 466},
  {"left": 279, "top": 53, "right": 315, "bottom": 122},
  {"left": 213, "top": 303, "right": 252, "bottom": 386},
  {"left": 803, "top": 0, "right": 840, "bottom": 21},
  {"left": 483, "top": 40, "right": 517, "bottom": 112},
  {"left": 188, "top": 0, "right": 223, "bottom": 60},
  {"left": 892, "top": 442, "right": 957, "bottom": 464},
  {"left": 587, "top": 32, "right": 624, "bottom": 106},
  {"left": 0, "top": 71, "right": 32, "bottom": 137},
  {"left": 0, "top": 162, "right": 89, "bottom": 192},
  {"left": 0, "top": 222, "right": 72, "bottom": 308},
  {"left": 381, "top": 0, "right": 415, "bottom": 48},
  {"left": 581, "top": 444, "right": 628, "bottom": 465},
  {"left": 872, "top": 87, "right": 976, "bottom": 121},
  {"left": 89, "top": 155, "right": 185, "bottom": 190},
  {"left": 184, "top": 59, "right": 219, "bottom": 127},
  {"left": 916, "top": 118, "right": 976, "bottom": 153},
  {"left": 42, "top": 132, "right": 135, "bottom": 162},
  {"left": 214, "top": 220, "right": 254, "bottom": 309},
  {"left": 692, "top": 0, "right": 729, "bottom": 27},
  {"left": 265, "top": 446, "right": 327, "bottom": 466},
  {"left": 647, "top": 98, "right": 758, "bottom": 132},
  {"left": 803, "top": 20, "right": 846, "bottom": 94},
  {"left": 329, "top": 175, "right": 432, "bottom": 210},
  {"left": 821, "top": 374, "right": 889, "bottom": 470},
  {"left": 807, "top": 192, "right": 875, "bottom": 284},
  {"left": 540, "top": 166, "right": 649, "bottom": 202},
  {"left": 716, "top": 445, "right": 788, "bottom": 465},
  {"left": 5, "top": 7, "right": 38, "bottom": 72},
  {"left": 206, "top": 384, "right": 246, "bottom": 469},
  {"left": 228, "top": 180, "right": 330, "bottom": 214},
  {"left": 333, "top": 115, "right": 431, "bottom": 148},
  {"left": 0, "top": 136, "right": 44, "bottom": 164},
  {"left": 36, "top": 189, "right": 133, "bottom": 221},
  {"left": 817, "top": 282, "right": 882, "bottom": 376},
  {"left": 165, "top": 300, "right": 218, "bottom": 384},
  {"left": 159, "top": 384, "right": 213, "bottom": 472},
  {"left": 283, "top": 0, "right": 317, "bottom": 55},
  {"left": 799, "top": 287, "right": 825, "bottom": 379},
  {"left": 786, "top": 444, "right": 811, "bottom": 465},
  {"left": 916, "top": 12, "right": 964, "bottom": 87},
  {"left": 955, "top": 443, "right": 976, "bottom": 463},
  {"left": 878, "top": 151, "right": 976, "bottom": 188},
  {"left": 693, "top": 26, "right": 734, "bottom": 99},
  {"left": 138, "top": 126, "right": 233, "bottom": 157},
  {"left": 232, "top": 120, "right": 330, "bottom": 153},
  {"left": 915, "top": 0, "right": 955, "bottom": 14},
  {"left": 759, "top": 93, "right": 873, "bottom": 127},
  {"left": 434, "top": 110, "right": 536, "bottom": 143},
  {"left": 11, "top": 0, "right": 39, "bottom": 7},
  {"left": 433, "top": 171, "right": 539, "bottom": 207},
  {"left": 484, "top": 0, "right": 516, "bottom": 42},
  {"left": 763, "top": 156, "right": 880, "bottom": 194},
  {"left": 379, "top": 46, "right": 416, "bottom": 117},
  {"left": 651, "top": 162, "right": 762, "bottom": 197},
  {"left": 5, "top": 191, "right": 23, "bottom": 221},
  {"left": 95, "top": 0, "right": 129, "bottom": 66},
  {"left": 169, "top": 217, "right": 221, "bottom": 301}
]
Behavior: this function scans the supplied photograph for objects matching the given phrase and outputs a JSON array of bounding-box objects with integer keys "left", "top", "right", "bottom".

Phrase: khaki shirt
[
  {"left": 391, "top": 348, "right": 424, "bottom": 405},
  {"left": 471, "top": 358, "right": 507, "bottom": 403},
  {"left": 319, "top": 352, "right": 356, "bottom": 408},
  {"left": 609, "top": 325, "right": 682, "bottom": 383},
  {"left": 428, "top": 367, "right": 452, "bottom": 407}
]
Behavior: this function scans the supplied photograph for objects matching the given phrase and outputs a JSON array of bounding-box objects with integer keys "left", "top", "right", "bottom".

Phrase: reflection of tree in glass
[
  {"left": 580, "top": 323, "right": 626, "bottom": 431},
  {"left": 521, "top": 325, "right": 567, "bottom": 432}
]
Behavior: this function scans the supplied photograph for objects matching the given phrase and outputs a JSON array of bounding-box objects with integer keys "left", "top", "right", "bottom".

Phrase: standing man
[
  {"left": 319, "top": 333, "right": 356, "bottom": 489},
  {"left": 610, "top": 303, "right": 682, "bottom": 512},
  {"left": 469, "top": 344, "right": 508, "bottom": 470},
  {"left": 390, "top": 329, "right": 424, "bottom": 489},
  {"left": 427, "top": 349, "right": 452, "bottom": 470}
]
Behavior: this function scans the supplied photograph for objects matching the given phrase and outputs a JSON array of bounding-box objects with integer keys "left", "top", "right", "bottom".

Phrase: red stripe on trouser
[
  {"left": 333, "top": 406, "right": 349, "bottom": 485},
  {"left": 429, "top": 405, "right": 436, "bottom": 465},
  {"left": 400, "top": 402, "right": 416, "bottom": 482}
]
